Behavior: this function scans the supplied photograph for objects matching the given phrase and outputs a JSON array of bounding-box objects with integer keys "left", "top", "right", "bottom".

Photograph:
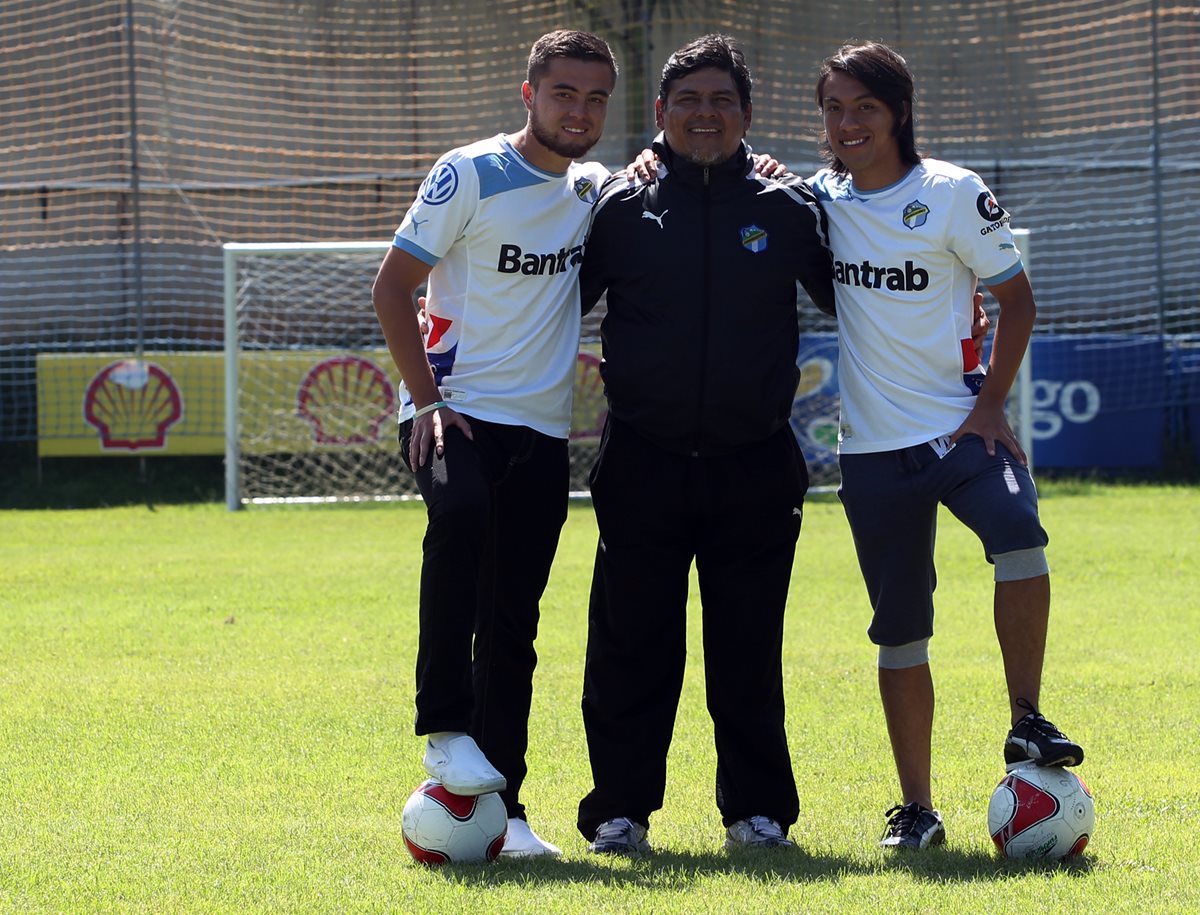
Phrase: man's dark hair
[
  {"left": 816, "top": 41, "right": 920, "bottom": 175},
  {"left": 658, "top": 34, "right": 752, "bottom": 108},
  {"left": 527, "top": 30, "right": 618, "bottom": 86}
]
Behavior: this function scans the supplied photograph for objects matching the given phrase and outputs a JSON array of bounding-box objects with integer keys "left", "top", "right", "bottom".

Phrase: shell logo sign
[
  {"left": 83, "top": 359, "right": 184, "bottom": 451},
  {"left": 37, "top": 352, "right": 222, "bottom": 456},
  {"left": 296, "top": 355, "right": 395, "bottom": 445}
]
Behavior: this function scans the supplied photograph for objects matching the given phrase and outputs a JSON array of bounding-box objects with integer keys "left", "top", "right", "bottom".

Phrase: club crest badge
[
  {"left": 574, "top": 176, "right": 597, "bottom": 203},
  {"left": 902, "top": 200, "right": 929, "bottom": 230},
  {"left": 740, "top": 225, "right": 768, "bottom": 253}
]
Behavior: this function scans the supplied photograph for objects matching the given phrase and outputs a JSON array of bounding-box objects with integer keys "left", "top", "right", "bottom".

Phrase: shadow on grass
[
  {"left": 0, "top": 445, "right": 224, "bottom": 509},
  {"left": 417, "top": 844, "right": 1095, "bottom": 888},
  {"left": 877, "top": 844, "right": 1096, "bottom": 882}
]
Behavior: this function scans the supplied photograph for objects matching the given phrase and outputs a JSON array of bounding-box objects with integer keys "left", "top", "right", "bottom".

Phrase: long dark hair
[{"left": 816, "top": 41, "right": 920, "bottom": 176}]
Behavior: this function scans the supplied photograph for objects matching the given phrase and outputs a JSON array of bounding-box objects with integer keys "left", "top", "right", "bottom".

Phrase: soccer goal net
[{"left": 222, "top": 242, "right": 608, "bottom": 509}]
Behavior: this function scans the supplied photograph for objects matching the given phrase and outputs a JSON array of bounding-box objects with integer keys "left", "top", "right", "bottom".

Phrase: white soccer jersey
[
  {"left": 392, "top": 134, "right": 608, "bottom": 438},
  {"left": 808, "top": 159, "right": 1024, "bottom": 453}
]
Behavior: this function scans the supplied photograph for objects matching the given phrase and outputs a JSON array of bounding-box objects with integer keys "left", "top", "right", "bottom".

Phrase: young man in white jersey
[
  {"left": 371, "top": 30, "right": 617, "bottom": 858},
  {"left": 810, "top": 41, "right": 1084, "bottom": 850}
]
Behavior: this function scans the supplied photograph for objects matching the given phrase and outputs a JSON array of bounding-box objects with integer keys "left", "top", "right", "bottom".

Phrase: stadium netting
[{"left": 4, "top": 0, "right": 1198, "bottom": 487}]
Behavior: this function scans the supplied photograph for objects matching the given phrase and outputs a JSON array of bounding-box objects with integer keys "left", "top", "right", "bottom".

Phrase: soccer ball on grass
[
  {"left": 401, "top": 780, "right": 507, "bottom": 865},
  {"left": 987, "top": 765, "right": 1094, "bottom": 860}
]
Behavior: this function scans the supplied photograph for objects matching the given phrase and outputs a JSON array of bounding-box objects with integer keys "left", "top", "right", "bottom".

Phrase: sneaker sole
[
  {"left": 427, "top": 774, "right": 507, "bottom": 796},
  {"left": 588, "top": 843, "right": 650, "bottom": 857},
  {"left": 500, "top": 846, "right": 562, "bottom": 858},
  {"left": 724, "top": 840, "right": 796, "bottom": 851},
  {"left": 1004, "top": 752, "right": 1083, "bottom": 773},
  {"left": 881, "top": 830, "right": 946, "bottom": 851}
]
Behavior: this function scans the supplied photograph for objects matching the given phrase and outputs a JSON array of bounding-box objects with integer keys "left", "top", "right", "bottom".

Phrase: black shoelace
[
  {"left": 1015, "top": 697, "right": 1066, "bottom": 738},
  {"left": 883, "top": 802, "right": 923, "bottom": 835}
]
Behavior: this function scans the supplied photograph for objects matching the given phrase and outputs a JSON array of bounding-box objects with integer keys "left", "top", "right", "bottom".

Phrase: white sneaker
[
  {"left": 499, "top": 817, "right": 562, "bottom": 858},
  {"left": 724, "top": 815, "right": 795, "bottom": 849},
  {"left": 588, "top": 817, "right": 651, "bottom": 856},
  {"left": 422, "top": 732, "right": 507, "bottom": 796}
]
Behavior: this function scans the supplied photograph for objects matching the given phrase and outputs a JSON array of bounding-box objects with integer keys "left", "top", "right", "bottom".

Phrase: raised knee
[
  {"left": 878, "top": 638, "right": 930, "bottom": 669},
  {"left": 992, "top": 547, "right": 1048, "bottom": 582}
]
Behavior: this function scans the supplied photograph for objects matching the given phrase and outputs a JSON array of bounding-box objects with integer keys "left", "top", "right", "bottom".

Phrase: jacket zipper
[{"left": 692, "top": 166, "right": 712, "bottom": 456}]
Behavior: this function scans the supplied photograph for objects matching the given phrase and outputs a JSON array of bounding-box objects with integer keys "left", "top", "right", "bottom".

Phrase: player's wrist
[{"left": 412, "top": 400, "right": 448, "bottom": 420}]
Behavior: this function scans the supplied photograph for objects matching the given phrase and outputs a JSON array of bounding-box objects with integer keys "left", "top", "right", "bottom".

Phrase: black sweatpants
[
  {"left": 401, "top": 417, "right": 568, "bottom": 820},
  {"left": 577, "top": 418, "right": 808, "bottom": 839}
]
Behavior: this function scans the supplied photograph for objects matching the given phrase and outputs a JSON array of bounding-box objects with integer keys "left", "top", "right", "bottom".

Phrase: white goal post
[
  {"left": 221, "top": 241, "right": 608, "bottom": 510},
  {"left": 223, "top": 241, "right": 398, "bottom": 510}
]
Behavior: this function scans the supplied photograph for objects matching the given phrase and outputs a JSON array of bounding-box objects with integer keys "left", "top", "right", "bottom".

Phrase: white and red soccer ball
[
  {"left": 988, "top": 765, "right": 1094, "bottom": 860},
  {"left": 402, "top": 780, "right": 507, "bottom": 866}
]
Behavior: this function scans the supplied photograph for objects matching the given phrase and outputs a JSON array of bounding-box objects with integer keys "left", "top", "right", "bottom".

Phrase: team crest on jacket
[
  {"left": 740, "top": 225, "right": 768, "bottom": 253},
  {"left": 573, "top": 176, "right": 597, "bottom": 203},
  {"left": 902, "top": 200, "right": 929, "bottom": 230}
]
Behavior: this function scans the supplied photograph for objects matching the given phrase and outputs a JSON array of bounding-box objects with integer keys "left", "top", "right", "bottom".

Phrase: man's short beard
[
  {"left": 530, "top": 117, "right": 597, "bottom": 160},
  {"left": 682, "top": 148, "right": 728, "bottom": 166}
]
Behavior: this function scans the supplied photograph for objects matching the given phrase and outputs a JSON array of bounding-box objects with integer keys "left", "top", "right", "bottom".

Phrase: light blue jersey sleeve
[
  {"left": 946, "top": 170, "right": 1023, "bottom": 286},
  {"left": 393, "top": 149, "right": 479, "bottom": 266}
]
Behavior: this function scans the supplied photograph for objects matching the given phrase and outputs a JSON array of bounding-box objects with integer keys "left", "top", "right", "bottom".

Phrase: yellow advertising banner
[
  {"left": 37, "top": 345, "right": 610, "bottom": 458},
  {"left": 37, "top": 352, "right": 226, "bottom": 457},
  {"left": 572, "top": 342, "right": 606, "bottom": 440},
  {"left": 37, "top": 350, "right": 404, "bottom": 458},
  {"left": 239, "top": 349, "right": 402, "bottom": 454}
]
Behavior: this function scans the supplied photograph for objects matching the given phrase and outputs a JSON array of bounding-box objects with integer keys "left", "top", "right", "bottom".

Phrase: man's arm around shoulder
[
  {"left": 580, "top": 173, "right": 643, "bottom": 314},
  {"left": 769, "top": 175, "right": 836, "bottom": 317}
]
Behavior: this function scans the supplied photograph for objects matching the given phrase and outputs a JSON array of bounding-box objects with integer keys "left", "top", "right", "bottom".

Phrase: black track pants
[
  {"left": 403, "top": 418, "right": 567, "bottom": 819},
  {"left": 577, "top": 418, "right": 808, "bottom": 838}
]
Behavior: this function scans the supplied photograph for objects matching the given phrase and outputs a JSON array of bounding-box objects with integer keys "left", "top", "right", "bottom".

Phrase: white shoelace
[
  {"left": 745, "top": 815, "right": 784, "bottom": 839},
  {"left": 594, "top": 818, "right": 637, "bottom": 842}
]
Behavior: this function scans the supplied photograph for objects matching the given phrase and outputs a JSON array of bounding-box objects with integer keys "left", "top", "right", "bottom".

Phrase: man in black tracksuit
[{"left": 577, "top": 34, "right": 836, "bottom": 854}]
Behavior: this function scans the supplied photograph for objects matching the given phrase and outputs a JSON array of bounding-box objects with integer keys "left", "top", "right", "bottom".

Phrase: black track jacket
[{"left": 580, "top": 134, "right": 836, "bottom": 457}]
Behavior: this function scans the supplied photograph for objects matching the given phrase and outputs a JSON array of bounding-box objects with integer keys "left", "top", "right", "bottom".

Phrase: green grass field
[{"left": 1, "top": 483, "right": 1197, "bottom": 913}]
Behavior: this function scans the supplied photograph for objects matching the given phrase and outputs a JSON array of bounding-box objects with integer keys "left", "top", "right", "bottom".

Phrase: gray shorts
[{"left": 838, "top": 434, "right": 1048, "bottom": 647}]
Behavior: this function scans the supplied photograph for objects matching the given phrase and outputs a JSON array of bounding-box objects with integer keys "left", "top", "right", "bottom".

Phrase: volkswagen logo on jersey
[
  {"left": 420, "top": 163, "right": 459, "bottom": 205},
  {"left": 574, "top": 176, "right": 597, "bottom": 203},
  {"left": 902, "top": 200, "right": 929, "bottom": 230},
  {"left": 976, "top": 191, "right": 1006, "bottom": 222},
  {"left": 740, "top": 225, "right": 768, "bottom": 253}
]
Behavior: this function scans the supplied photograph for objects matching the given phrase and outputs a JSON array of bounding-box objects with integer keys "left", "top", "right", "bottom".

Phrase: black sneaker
[
  {"left": 879, "top": 802, "right": 946, "bottom": 850},
  {"left": 1004, "top": 698, "right": 1085, "bottom": 772}
]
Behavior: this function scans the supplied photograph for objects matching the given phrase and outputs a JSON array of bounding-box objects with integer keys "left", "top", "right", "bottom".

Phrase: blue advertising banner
[
  {"left": 791, "top": 334, "right": 1168, "bottom": 471},
  {"left": 1027, "top": 336, "right": 1165, "bottom": 469},
  {"left": 790, "top": 334, "right": 841, "bottom": 476},
  {"left": 1172, "top": 336, "right": 1200, "bottom": 463}
]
